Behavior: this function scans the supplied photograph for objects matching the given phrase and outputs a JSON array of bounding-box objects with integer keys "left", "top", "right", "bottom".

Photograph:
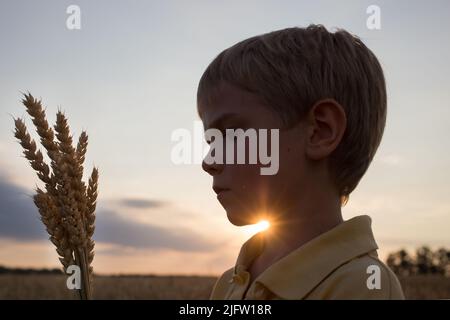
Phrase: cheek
[
  {"left": 224, "top": 131, "right": 305, "bottom": 209},
  {"left": 264, "top": 140, "right": 306, "bottom": 198},
  {"left": 226, "top": 138, "right": 263, "bottom": 187},
  {"left": 233, "top": 166, "right": 278, "bottom": 214},
  {"left": 228, "top": 163, "right": 261, "bottom": 193}
]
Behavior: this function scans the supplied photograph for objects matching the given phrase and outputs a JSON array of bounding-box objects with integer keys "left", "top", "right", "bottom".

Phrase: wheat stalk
[{"left": 13, "top": 93, "right": 98, "bottom": 300}]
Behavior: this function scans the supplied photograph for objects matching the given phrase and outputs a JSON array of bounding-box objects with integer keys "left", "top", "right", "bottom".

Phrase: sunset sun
[{"left": 243, "top": 219, "right": 271, "bottom": 236}]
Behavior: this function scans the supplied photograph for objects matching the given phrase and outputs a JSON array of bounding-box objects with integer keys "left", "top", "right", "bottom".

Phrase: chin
[
  {"left": 225, "top": 209, "right": 253, "bottom": 226},
  {"left": 225, "top": 207, "right": 261, "bottom": 226}
]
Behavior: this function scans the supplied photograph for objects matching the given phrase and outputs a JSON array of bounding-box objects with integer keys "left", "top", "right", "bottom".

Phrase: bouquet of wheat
[{"left": 13, "top": 93, "right": 98, "bottom": 300}]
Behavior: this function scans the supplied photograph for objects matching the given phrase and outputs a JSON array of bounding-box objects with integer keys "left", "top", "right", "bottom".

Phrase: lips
[{"left": 213, "top": 185, "right": 230, "bottom": 195}]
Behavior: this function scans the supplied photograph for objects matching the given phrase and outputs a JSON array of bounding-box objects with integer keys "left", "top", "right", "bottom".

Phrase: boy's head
[{"left": 197, "top": 25, "right": 386, "bottom": 226}]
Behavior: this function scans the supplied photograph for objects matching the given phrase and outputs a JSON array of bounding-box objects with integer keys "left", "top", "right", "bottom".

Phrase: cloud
[
  {"left": 118, "top": 198, "right": 167, "bottom": 209},
  {"left": 94, "top": 208, "right": 215, "bottom": 251},
  {"left": 0, "top": 176, "right": 217, "bottom": 252},
  {"left": 0, "top": 177, "right": 46, "bottom": 241}
]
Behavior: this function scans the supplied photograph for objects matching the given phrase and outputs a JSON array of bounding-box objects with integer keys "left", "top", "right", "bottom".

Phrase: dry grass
[
  {"left": 0, "top": 274, "right": 448, "bottom": 300},
  {"left": 0, "top": 274, "right": 217, "bottom": 300},
  {"left": 13, "top": 93, "right": 98, "bottom": 299},
  {"left": 398, "top": 275, "right": 450, "bottom": 300}
]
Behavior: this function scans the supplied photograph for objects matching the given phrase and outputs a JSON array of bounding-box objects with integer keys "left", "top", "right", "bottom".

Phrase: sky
[{"left": 0, "top": 0, "right": 449, "bottom": 275}]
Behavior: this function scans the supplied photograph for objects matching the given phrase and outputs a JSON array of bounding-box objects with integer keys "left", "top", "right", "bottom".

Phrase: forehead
[{"left": 198, "top": 82, "right": 277, "bottom": 129}]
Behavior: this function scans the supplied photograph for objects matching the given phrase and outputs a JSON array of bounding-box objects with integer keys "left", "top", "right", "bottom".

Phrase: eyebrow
[{"left": 205, "top": 113, "right": 242, "bottom": 131}]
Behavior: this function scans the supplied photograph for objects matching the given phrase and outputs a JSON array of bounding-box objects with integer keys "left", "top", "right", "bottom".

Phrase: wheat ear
[{"left": 13, "top": 93, "right": 98, "bottom": 300}]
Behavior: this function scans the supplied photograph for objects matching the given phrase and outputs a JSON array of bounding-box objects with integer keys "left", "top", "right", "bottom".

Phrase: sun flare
[{"left": 243, "top": 219, "right": 271, "bottom": 236}]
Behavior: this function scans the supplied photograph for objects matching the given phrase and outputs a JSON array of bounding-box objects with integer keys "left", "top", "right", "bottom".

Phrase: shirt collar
[{"left": 233, "top": 215, "right": 379, "bottom": 299}]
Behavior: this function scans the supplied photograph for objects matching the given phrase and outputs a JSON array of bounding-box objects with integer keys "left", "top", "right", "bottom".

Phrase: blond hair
[{"left": 197, "top": 24, "right": 387, "bottom": 205}]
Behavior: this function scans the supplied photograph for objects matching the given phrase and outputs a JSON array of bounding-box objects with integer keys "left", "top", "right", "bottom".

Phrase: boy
[{"left": 197, "top": 25, "right": 404, "bottom": 299}]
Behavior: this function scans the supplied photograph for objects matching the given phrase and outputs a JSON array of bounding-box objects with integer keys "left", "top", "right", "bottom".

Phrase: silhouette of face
[{"left": 198, "top": 81, "right": 309, "bottom": 226}]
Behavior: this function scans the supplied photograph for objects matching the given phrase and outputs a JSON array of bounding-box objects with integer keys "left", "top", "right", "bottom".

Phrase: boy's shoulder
[
  {"left": 210, "top": 252, "right": 405, "bottom": 300},
  {"left": 209, "top": 215, "right": 405, "bottom": 300},
  {"left": 306, "top": 250, "right": 405, "bottom": 299}
]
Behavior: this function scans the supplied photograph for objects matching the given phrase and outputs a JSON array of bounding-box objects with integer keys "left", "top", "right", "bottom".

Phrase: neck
[{"left": 260, "top": 196, "right": 343, "bottom": 266}]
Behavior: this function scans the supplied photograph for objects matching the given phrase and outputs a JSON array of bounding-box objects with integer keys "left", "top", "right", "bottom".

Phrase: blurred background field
[
  {"left": 398, "top": 275, "right": 450, "bottom": 300},
  {"left": 0, "top": 274, "right": 217, "bottom": 300},
  {"left": 0, "top": 273, "right": 448, "bottom": 300},
  {"left": 1, "top": 246, "right": 448, "bottom": 299},
  {"left": 1, "top": 246, "right": 449, "bottom": 300}
]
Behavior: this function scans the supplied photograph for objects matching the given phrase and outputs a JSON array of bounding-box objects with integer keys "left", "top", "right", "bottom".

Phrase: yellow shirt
[{"left": 210, "top": 215, "right": 405, "bottom": 300}]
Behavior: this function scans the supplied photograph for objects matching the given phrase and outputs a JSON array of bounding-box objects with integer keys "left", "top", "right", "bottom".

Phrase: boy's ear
[{"left": 304, "top": 99, "right": 347, "bottom": 160}]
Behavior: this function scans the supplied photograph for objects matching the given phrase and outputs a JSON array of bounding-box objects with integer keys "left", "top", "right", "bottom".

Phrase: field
[
  {"left": 0, "top": 274, "right": 449, "bottom": 299},
  {"left": 398, "top": 275, "right": 450, "bottom": 300},
  {"left": 0, "top": 274, "right": 216, "bottom": 300}
]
